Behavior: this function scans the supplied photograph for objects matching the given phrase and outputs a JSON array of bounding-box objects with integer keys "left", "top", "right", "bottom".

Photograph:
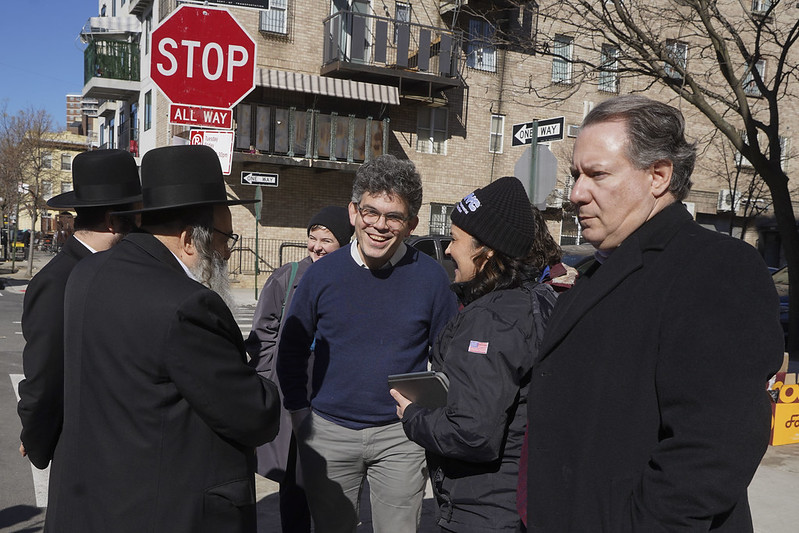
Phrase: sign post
[
  {"left": 512, "top": 116, "right": 565, "bottom": 208},
  {"left": 254, "top": 185, "right": 262, "bottom": 299}
]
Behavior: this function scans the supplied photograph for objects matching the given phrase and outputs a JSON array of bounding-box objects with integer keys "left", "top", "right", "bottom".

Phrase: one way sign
[
  {"left": 512, "top": 116, "right": 565, "bottom": 146},
  {"left": 241, "top": 172, "right": 279, "bottom": 186}
]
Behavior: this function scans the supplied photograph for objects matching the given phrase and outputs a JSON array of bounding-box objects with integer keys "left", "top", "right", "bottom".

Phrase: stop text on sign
[
  {"left": 149, "top": 5, "right": 256, "bottom": 109},
  {"left": 156, "top": 39, "right": 249, "bottom": 82}
]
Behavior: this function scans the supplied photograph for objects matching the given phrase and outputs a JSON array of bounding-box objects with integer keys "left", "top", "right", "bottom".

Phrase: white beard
[{"left": 190, "top": 251, "right": 236, "bottom": 312}]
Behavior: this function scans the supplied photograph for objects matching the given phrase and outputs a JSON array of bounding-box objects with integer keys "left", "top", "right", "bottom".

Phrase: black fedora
[
  {"left": 47, "top": 149, "right": 142, "bottom": 209},
  {"left": 115, "top": 145, "right": 255, "bottom": 214}
]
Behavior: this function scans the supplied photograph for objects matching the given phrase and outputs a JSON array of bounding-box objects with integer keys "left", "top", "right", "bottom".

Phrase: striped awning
[{"left": 255, "top": 68, "right": 400, "bottom": 105}]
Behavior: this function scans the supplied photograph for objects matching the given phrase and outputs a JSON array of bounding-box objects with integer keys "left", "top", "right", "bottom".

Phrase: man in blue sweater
[{"left": 277, "top": 155, "right": 457, "bottom": 533}]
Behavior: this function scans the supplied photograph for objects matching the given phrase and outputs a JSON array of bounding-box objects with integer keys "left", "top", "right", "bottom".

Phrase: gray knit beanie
[{"left": 449, "top": 176, "right": 536, "bottom": 258}]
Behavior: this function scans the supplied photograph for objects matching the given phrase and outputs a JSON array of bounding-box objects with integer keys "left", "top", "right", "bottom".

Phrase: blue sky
[{"left": 0, "top": 0, "right": 100, "bottom": 130}]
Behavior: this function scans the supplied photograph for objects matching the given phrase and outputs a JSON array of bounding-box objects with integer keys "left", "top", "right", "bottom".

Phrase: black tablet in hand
[{"left": 388, "top": 371, "right": 449, "bottom": 409}]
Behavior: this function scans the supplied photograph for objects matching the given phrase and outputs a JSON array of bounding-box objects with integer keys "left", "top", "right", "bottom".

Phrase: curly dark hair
[
  {"left": 531, "top": 207, "right": 562, "bottom": 271},
  {"left": 456, "top": 235, "right": 541, "bottom": 306},
  {"left": 351, "top": 154, "right": 423, "bottom": 217}
]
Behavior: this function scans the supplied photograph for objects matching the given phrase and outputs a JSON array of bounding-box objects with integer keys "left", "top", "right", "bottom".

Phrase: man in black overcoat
[
  {"left": 17, "top": 149, "right": 142, "bottom": 469},
  {"left": 45, "top": 145, "right": 280, "bottom": 533},
  {"left": 526, "top": 96, "right": 784, "bottom": 532}
]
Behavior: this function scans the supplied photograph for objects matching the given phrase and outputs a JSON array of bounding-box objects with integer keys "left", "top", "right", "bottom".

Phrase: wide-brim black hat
[
  {"left": 114, "top": 145, "right": 255, "bottom": 215},
  {"left": 47, "top": 149, "right": 142, "bottom": 209}
]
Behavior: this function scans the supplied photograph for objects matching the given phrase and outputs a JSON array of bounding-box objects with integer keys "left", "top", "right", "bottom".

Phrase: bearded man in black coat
[
  {"left": 17, "top": 149, "right": 142, "bottom": 470},
  {"left": 45, "top": 145, "right": 280, "bottom": 533},
  {"left": 526, "top": 96, "right": 784, "bottom": 532}
]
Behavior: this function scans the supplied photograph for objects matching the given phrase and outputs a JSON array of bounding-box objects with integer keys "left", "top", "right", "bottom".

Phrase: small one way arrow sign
[
  {"left": 241, "top": 172, "right": 279, "bottom": 186},
  {"left": 512, "top": 116, "right": 565, "bottom": 146}
]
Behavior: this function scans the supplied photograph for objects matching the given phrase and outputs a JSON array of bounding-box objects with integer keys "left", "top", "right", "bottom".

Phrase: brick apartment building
[{"left": 78, "top": 0, "right": 799, "bottom": 282}]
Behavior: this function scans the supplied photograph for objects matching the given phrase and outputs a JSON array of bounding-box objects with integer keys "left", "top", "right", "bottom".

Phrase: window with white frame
[
  {"left": 780, "top": 136, "right": 789, "bottom": 169},
  {"left": 751, "top": 0, "right": 772, "bottom": 13},
  {"left": 599, "top": 44, "right": 619, "bottom": 93},
  {"left": 489, "top": 114, "right": 504, "bottom": 153},
  {"left": 41, "top": 180, "right": 53, "bottom": 199},
  {"left": 551, "top": 35, "right": 573, "bottom": 83},
  {"left": 467, "top": 18, "right": 497, "bottom": 72},
  {"left": 260, "top": 0, "right": 288, "bottom": 34},
  {"left": 664, "top": 40, "right": 687, "bottom": 79},
  {"left": 735, "top": 130, "right": 753, "bottom": 167},
  {"left": 61, "top": 181, "right": 73, "bottom": 194},
  {"left": 417, "top": 107, "right": 448, "bottom": 155},
  {"left": 394, "top": 2, "right": 410, "bottom": 43},
  {"left": 144, "top": 91, "right": 152, "bottom": 131},
  {"left": 145, "top": 12, "right": 152, "bottom": 55},
  {"left": 42, "top": 152, "right": 52, "bottom": 169},
  {"left": 743, "top": 59, "right": 766, "bottom": 97},
  {"left": 61, "top": 153, "right": 72, "bottom": 170}
]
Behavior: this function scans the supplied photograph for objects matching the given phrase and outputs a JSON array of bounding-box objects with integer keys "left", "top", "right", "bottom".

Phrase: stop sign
[{"left": 150, "top": 5, "right": 256, "bottom": 109}]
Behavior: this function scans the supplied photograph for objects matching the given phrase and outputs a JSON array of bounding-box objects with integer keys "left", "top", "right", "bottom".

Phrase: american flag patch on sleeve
[{"left": 468, "top": 340, "right": 489, "bottom": 354}]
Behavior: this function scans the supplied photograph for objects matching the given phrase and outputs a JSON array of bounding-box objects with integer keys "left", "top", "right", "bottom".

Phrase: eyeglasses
[
  {"left": 356, "top": 205, "right": 409, "bottom": 231},
  {"left": 214, "top": 228, "right": 239, "bottom": 249}
]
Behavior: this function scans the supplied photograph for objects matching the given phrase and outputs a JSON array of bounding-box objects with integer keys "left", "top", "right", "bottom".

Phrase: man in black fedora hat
[
  {"left": 17, "top": 148, "right": 143, "bottom": 470},
  {"left": 45, "top": 145, "right": 280, "bottom": 533}
]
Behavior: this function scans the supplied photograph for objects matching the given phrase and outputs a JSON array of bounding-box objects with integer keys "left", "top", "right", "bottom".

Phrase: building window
[
  {"left": 394, "top": 2, "right": 411, "bottom": 43},
  {"left": 664, "top": 40, "right": 687, "bottom": 79},
  {"left": 551, "top": 34, "right": 573, "bottom": 83},
  {"left": 743, "top": 59, "right": 766, "bottom": 97},
  {"left": 61, "top": 154, "right": 72, "bottom": 170},
  {"left": 489, "top": 114, "right": 504, "bottom": 154},
  {"left": 751, "top": 0, "right": 772, "bottom": 13},
  {"left": 41, "top": 180, "right": 53, "bottom": 199},
  {"left": 145, "top": 12, "right": 152, "bottom": 55},
  {"left": 144, "top": 91, "right": 152, "bottom": 131},
  {"left": 61, "top": 181, "right": 73, "bottom": 194},
  {"left": 735, "top": 130, "right": 753, "bottom": 168},
  {"left": 416, "top": 107, "right": 448, "bottom": 155},
  {"left": 42, "top": 152, "right": 52, "bottom": 169},
  {"left": 429, "top": 203, "right": 454, "bottom": 235},
  {"left": 260, "top": 0, "right": 288, "bottom": 35},
  {"left": 467, "top": 18, "right": 497, "bottom": 72},
  {"left": 599, "top": 44, "right": 619, "bottom": 93}
]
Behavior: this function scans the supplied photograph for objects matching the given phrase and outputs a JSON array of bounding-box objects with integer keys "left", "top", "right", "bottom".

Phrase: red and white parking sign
[{"left": 190, "top": 130, "right": 235, "bottom": 175}]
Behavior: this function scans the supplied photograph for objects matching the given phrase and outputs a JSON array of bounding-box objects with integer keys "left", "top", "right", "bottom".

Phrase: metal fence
[{"left": 229, "top": 238, "right": 307, "bottom": 276}]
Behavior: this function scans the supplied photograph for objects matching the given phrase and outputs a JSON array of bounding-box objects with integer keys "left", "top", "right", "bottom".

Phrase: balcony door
[{"left": 331, "top": 0, "right": 372, "bottom": 64}]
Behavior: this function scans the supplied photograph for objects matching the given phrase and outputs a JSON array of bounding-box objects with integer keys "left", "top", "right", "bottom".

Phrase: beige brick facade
[{"left": 86, "top": 0, "right": 799, "bottom": 285}]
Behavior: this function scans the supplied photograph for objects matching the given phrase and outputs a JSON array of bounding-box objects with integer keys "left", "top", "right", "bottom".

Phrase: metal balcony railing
[
  {"left": 84, "top": 40, "right": 140, "bottom": 85},
  {"left": 323, "top": 11, "right": 461, "bottom": 79}
]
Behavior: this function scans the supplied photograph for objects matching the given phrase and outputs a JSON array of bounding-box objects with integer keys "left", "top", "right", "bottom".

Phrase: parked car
[
  {"left": 406, "top": 234, "right": 455, "bottom": 281},
  {"left": 772, "top": 266, "right": 789, "bottom": 345},
  {"left": 561, "top": 243, "right": 596, "bottom": 275}
]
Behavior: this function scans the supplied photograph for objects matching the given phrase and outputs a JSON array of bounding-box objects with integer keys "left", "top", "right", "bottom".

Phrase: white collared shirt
[
  {"left": 349, "top": 241, "right": 407, "bottom": 270},
  {"left": 73, "top": 235, "right": 99, "bottom": 254},
  {"left": 169, "top": 250, "right": 200, "bottom": 281}
]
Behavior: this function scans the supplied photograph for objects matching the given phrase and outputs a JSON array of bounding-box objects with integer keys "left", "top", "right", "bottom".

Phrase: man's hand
[
  {"left": 390, "top": 389, "right": 412, "bottom": 419},
  {"left": 19, "top": 443, "right": 27, "bottom": 457}
]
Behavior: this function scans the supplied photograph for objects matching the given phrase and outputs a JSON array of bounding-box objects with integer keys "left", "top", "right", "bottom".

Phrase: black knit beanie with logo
[
  {"left": 449, "top": 176, "right": 536, "bottom": 259},
  {"left": 307, "top": 205, "right": 355, "bottom": 248}
]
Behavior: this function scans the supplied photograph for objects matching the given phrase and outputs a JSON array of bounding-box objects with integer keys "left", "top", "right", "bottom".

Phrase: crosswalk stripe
[{"left": 10, "top": 373, "right": 50, "bottom": 508}]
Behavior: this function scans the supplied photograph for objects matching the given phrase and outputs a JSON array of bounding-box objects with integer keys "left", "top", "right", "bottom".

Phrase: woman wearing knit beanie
[
  {"left": 246, "top": 205, "right": 352, "bottom": 533},
  {"left": 391, "top": 176, "right": 558, "bottom": 532}
]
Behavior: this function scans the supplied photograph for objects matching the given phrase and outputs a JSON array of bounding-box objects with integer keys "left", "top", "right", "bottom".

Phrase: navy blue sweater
[{"left": 277, "top": 244, "right": 457, "bottom": 429}]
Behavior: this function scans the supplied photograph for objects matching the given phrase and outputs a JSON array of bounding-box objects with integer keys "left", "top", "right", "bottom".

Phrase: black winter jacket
[{"left": 401, "top": 281, "right": 555, "bottom": 532}]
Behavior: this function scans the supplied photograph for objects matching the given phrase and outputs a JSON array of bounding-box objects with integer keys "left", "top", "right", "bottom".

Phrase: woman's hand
[{"left": 390, "top": 389, "right": 412, "bottom": 419}]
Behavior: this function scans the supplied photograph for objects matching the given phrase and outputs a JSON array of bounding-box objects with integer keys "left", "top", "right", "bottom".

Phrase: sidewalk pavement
[{"left": 4, "top": 252, "right": 799, "bottom": 532}]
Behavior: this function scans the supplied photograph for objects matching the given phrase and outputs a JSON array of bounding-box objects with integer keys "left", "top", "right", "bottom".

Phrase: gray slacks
[{"left": 294, "top": 411, "right": 427, "bottom": 533}]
